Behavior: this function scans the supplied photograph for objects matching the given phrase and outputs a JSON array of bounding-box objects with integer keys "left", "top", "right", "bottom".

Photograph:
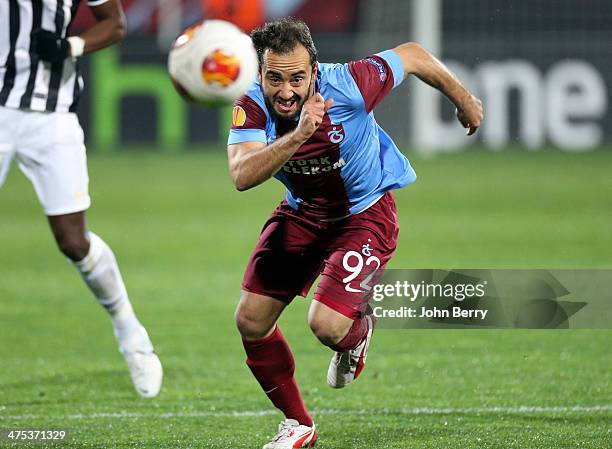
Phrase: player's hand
[
  {"left": 32, "top": 29, "right": 71, "bottom": 63},
  {"left": 295, "top": 93, "right": 334, "bottom": 141},
  {"left": 456, "top": 94, "right": 483, "bottom": 136}
]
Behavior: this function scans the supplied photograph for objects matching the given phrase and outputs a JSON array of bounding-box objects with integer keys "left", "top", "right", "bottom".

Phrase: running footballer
[{"left": 227, "top": 18, "right": 483, "bottom": 449}]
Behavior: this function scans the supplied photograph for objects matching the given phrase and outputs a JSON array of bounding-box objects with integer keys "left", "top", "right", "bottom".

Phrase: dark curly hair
[{"left": 250, "top": 18, "right": 318, "bottom": 68}]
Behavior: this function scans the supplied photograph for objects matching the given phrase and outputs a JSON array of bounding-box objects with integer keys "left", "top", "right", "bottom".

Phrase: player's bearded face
[{"left": 260, "top": 46, "right": 314, "bottom": 119}]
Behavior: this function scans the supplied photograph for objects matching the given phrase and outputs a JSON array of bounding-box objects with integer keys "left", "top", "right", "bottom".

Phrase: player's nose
[{"left": 278, "top": 84, "right": 294, "bottom": 100}]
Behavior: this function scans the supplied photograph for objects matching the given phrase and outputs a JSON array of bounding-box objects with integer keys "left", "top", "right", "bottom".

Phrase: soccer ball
[{"left": 168, "top": 20, "right": 258, "bottom": 105}]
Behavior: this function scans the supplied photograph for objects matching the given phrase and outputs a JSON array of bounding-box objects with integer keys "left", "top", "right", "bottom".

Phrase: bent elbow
[
  {"left": 395, "top": 42, "right": 428, "bottom": 75},
  {"left": 234, "top": 181, "right": 249, "bottom": 192},
  {"left": 116, "top": 22, "right": 127, "bottom": 41},
  {"left": 114, "top": 13, "right": 127, "bottom": 41},
  {"left": 396, "top": 42, "right": 424, "bottom": 55},
  {"left": 231, "top": 173, "right": 252, "bottom": 192}
]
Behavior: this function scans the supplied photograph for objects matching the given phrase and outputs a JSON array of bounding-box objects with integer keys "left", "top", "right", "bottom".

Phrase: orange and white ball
[{"left": 168, "top": 20, "right": 258, "bottom": 105}]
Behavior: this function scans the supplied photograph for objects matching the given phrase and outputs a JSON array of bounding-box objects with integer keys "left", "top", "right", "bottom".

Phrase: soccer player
[
  {"left": 0, "top": 0, "right": 162, "bottom": 398},
  {"left": 228, "top": 19, "right": 483, "bottom": 448}
]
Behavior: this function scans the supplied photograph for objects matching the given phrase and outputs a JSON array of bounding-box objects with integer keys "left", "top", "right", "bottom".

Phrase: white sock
[{"left": 74, "top": 232, "right": 141, "bottom": 333}]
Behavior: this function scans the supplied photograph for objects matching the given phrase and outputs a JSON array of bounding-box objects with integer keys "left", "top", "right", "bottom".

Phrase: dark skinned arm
[{"left": 80, "top": 0, "right": 127, "bottom": 54}]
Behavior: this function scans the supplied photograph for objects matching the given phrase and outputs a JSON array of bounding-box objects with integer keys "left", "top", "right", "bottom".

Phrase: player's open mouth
[{"left": 276, "top": 98, "right": 297, "bottom": 113}]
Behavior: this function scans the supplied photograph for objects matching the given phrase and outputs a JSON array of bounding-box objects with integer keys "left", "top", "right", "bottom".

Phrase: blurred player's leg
[
  {"left": 236, "top": 291, "right": 317, "bottom": 448},
  {"left": 14, "top": 110, "right": 162, "bottom": 397},
  {"left": 47, "top": 212, "right": 163, "bottom": 398}
]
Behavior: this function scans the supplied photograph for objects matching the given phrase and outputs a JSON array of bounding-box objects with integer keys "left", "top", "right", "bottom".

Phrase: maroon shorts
[{"left": 242, "top": 192, "right": 399, "bottom": 319}]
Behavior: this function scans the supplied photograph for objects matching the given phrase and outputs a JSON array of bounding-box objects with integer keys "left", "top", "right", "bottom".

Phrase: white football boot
[
  {"left": 115, "top": 325, "right": 163, "bottom": 398},
  {"left": 262, "top": 419, "right": 318, "bottom": 449},
  {"left": 327, "top": 314, "right": 375, "bottom": 389}
]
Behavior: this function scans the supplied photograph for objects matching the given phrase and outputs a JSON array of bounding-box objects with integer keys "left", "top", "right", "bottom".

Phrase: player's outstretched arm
[
  {"left": 227, "top": 93, "right": 333, "bottom": 191},
  {"left": 393, "top": 42, "right": 483, "bottom": 135}
]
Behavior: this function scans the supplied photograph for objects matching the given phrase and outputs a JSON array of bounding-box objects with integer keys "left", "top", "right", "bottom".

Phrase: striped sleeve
[{"left": 347, "top": 50, "right": 405, "bottom": 113}]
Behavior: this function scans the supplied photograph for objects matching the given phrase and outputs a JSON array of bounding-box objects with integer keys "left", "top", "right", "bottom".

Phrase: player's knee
[
  {"left": 235, "top": 307, "right": 272, "bottom": 340},
  {"left": 56, "top": 232, "right": 90, "bottom": 261},
  {"left": 309, "top": 315, "right": 349, "bottom": 347}
]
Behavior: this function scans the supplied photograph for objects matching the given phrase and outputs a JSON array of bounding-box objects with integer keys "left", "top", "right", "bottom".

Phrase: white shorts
[{"left": 0, "top": 106, "right": 91, "bottom": 216}]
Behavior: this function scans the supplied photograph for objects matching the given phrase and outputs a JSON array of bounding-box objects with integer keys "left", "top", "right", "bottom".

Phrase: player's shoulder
[
  {"left": 237, "top": 81, "right": 267, "bottom": 114},
  {"left": 233, "top": 80, "right": 271, "bottom": 128},
  {"left": 318, "top": 62, "right": 358, "bottom": 91},
  {"left": 318, "top": 62, "right": 364, "bottom": 109}
]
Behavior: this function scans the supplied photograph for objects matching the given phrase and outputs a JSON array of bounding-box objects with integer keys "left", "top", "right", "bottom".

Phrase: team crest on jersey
[
  {"left": 328, "top": 125, "right": 345, "bottom": 144},
  {"left": 366, "top": 57, "right": 387, "bottom": 82},
  {"left": 232, "top": 106, "right": 246, "bottom": 126}
]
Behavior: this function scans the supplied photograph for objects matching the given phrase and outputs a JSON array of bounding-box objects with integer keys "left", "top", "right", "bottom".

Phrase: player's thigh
[
  {"left": 242, "top": 208, "right": 325, "bottom": 303},
  {"left": 16, "top": 111, "right": 90, "bottom": 216},
  {"left": 235, "top": 290, "right": 288, "bottom": 340},
  {"left": 314, "top": 193, "right": 399, "bottom": 319}
]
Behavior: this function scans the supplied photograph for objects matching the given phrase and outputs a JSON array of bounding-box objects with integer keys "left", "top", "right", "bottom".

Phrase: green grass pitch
[{"left": 0, "top": 149, "right": 611, "bottom": 448}]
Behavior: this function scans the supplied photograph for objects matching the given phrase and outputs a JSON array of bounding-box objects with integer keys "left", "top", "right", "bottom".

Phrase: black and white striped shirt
[{"left": 0, "top": 0, "right": 108, "bottom": 113}]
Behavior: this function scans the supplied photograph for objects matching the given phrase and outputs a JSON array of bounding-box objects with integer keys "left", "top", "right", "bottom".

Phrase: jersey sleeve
[
  {"left": 87, "top": 0, "right": 110, "bottom": 6},
  {"left": 347, "top": 49, "right": 405, "bottom": 113},
  {"left": 227, "top": 95, "right": 268, "bottom": 145}
]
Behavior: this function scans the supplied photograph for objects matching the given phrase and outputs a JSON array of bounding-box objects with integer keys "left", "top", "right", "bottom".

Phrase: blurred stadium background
[
  {"left": 70, "top": 0, "right": 611, "bottom": 153},
  {"left": 1, "top": 1, "right": 611, "bottom": 448}
]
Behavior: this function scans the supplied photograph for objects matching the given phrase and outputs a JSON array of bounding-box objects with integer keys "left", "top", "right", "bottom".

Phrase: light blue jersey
[{"left": 229, "top": 49, "right": 416, "bottom": 220}]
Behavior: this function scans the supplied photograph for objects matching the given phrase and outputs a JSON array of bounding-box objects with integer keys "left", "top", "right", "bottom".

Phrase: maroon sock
[
  {"left": 330, "top": 315, "right": 375, "bottom": 352},
  {"left": 242, "top": 326, "right": 313, "bottom": 427}
]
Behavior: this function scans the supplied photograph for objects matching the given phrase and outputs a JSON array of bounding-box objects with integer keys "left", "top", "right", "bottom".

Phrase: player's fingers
[
  {"left": 467, "top": 124, "right": 479, "bottom": 136},
  {"left": 312, "top": 112, "right": 323, "bottom": 128},
  {"left": 314, "top": 92, "right": 324, "bottom": 103},
  {"left": 324, "top": 98, "right": 334, "bottom": 112},
  {"left": 309, "top": 75, "right": 316, "bottom": 98},
  {"left": 312, "top": 111, "right": 325, "bottom": 125},
  {"left": 311, "top": 100, "right": 327, "bottom": 115}
]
